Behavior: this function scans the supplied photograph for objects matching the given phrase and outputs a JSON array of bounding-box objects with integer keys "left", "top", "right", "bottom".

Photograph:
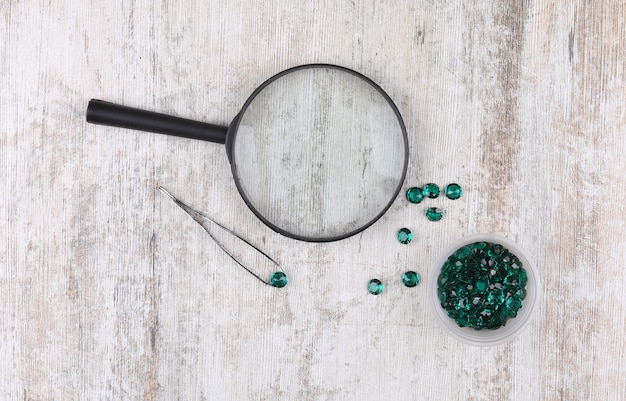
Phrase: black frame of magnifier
[{"left": 225, "top": 64, "right": 409, "bottom": 242}]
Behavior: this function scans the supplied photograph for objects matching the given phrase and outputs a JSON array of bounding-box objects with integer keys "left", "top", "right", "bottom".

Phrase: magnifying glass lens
[{"left": 231, "top": 66, "right": 407, "bottom": 241}]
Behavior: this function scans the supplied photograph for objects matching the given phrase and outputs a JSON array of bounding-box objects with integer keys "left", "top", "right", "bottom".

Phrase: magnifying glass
[{"left": 87, "top": 64, "right": 408, "bottom": 242}]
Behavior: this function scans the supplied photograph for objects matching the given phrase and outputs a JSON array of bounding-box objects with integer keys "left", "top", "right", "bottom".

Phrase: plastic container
[{"left": 429, "top": 234, "right": 542, "bottom": 346}]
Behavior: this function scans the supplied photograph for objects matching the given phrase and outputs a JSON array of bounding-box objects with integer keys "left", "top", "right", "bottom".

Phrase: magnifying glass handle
[{"left": 86, "top": 99, "right": 228, "bottom": 144}]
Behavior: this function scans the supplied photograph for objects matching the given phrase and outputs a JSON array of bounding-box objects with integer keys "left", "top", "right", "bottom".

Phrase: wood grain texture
[{"left": 1, "top": 0, "right": 625, "bottom": 400}]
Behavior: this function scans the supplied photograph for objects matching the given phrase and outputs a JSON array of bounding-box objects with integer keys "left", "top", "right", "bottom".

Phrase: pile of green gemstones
[{"left": 437, "top": 241, "right": 528, "bottom": 330}]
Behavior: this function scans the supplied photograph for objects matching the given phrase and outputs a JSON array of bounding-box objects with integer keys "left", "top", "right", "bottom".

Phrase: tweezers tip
[{"left": 158, "top": 186, "right": 175, "bottom": 200}]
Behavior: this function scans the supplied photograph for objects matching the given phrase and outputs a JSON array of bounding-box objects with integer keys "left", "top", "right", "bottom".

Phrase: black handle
[{"left": 86, "top": 99, "right": 228, "bottom": 144}]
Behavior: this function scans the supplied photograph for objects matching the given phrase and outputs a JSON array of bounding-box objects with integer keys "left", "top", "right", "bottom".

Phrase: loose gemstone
[
  {"left": 397, "top": 228, "right": 413, "bottom": 244},
  {"left": 406, "top": 187, "right": 424, "bottom": 204},
  {"left": 368, "top": 279, "right": 384, "bottom": 295},
  {"left": 425, "top": 207, "right": 444, "bottom": 221},
  {"left": 437, "top": 241, "right": 527, "bottom": 330},
  {"left": 444, "top": 183, "right": 463, "bottom": 200},
  {"left": 402, "top": 271, "right": 421, "bottom": 287},
  {"left": 422, "top": 183, "right": 440, "bottom": 199},
  {"left": 270, "top": 271, "right": 288, "bottom": 288}
]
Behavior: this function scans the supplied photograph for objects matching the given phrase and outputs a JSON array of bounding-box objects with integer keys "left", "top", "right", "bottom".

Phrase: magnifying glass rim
[{"left": 225, "top": 63, "right": 409, "bottom": 242}]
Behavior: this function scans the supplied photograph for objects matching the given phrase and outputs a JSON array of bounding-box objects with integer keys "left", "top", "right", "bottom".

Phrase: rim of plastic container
[{"left": 429, "top": 234, "right": 542, "bottom": 346}]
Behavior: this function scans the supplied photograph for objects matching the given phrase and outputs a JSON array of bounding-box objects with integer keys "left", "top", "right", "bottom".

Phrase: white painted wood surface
[{"left": 1, "top": 1, "right": 625, "bottom": 400}]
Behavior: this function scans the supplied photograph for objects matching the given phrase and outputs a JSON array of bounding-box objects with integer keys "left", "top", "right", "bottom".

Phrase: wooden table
[{"left": 2, "top": 1, "right": 625, "bottom": 399}]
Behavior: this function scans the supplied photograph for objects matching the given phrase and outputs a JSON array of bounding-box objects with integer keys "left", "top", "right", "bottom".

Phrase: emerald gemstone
[
  {"left": 517, "top": 268, "right": 528, "bottom": 286},
  {"left": 454, "top": 246, "right": 472, "bottom": 259},
  {"left": 485, "top": 314, "right": 504, "bottom": 330},
  {"left": 488, "top": 244, "right": 505, "bottom": 256},
  {"left": 437, "top": 241, "right": 528, "bottom": 330},
  {"left": 455, "top": 286, "right": 469, "bottom": 297},
  {"left": 425, "top": 207, "right": 444, "bottom": 221},
  {"left": 401, "top": 271, "right": 420, "bottom": 287},
  {"left": 487, "top": 289, "right": 505, "bottom": 305},
  {"left": 456, "top": 314, "right": 471, "bottom": 327},
  {"left": 474, "top": 280, "right": 488, "bottom": 293},
  {"left": 422, "top": 183, "right": 440, "bottom": 199},
  {"left": 397, "top": 228, "right": 413, "bottom": 244},
  {"left": 472, "top": 242, "right": 488, "bottom": 250},
  {"left": 270, "top": 271, "right": 288, "bottom": 288},
  {"left": 471, "top": 315, "right": 485, "bottom": 330},
  {"left": 368, "top": 279, "right": 384, "bottom": 295},
  {"left": 504, "top": 296, "right": 523, "bottom": 317},
  {"left": 444, "top": 183, "right": 463, "bottom": 200},
  {"left": 437, "top": 273, "right": 448, "bottom": 287},
  {"left": 438, "top": 287, "right": 447, "bottom": 303},
  {"left": 406, "top": 187, "right": 424, "bottom": 204}
]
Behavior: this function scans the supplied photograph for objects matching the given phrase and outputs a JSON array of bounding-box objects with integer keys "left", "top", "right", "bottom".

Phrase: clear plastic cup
[{"left": 429, "top": 234, "right": 542, "bottom": 346}]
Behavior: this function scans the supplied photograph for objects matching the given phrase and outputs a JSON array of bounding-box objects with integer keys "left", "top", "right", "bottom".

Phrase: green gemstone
[
  {"left": 270, "top": 271, "right": 288, "bottom": 288},
  {"left": 517, "top": 268, "right": 528, "bottom": 286},
  {"left": 425, "top": 207, "right": 444, "bottom": 221},
  {"left": 456, "top": 314, "right": 470, "bottom": 327},
  {"left": 471, "top": 241, "right": 488, "bottom": 250},
  {"left": 485, "top": 314, "right": 504, "bottom": 330},
  {"left": 422, "top": 183, "right": 440, "bottom": 199},
  {"left": 401, "top": 271, "right": 420, "bottom": 287},
  {"left": 406, "top": 187, "right": 424, "bottom": 204},
  {"left": 437, "top": 273, "right": 448, "bottom": 287},
  {"left": 487, "top": 289, "right": 505, "bottom": 305},
  {"left": 456, "top": 286, "right": 470, "bottom": 297},
  {"left": 474, "top": 280, "right": 488, "bottom": 293},
  {"left": 515, "top": 288, "right": 527, "bottom": 300},
  {"left": 488, "top": 244, "right": 505, "bottom": 257},
  {"left": 454, "top": 246, "right": 472, "bottom": 260},
  {"left": 368, "top": 279, "right": 384, "bottom": 295},
  {"left": 444, "top": 183, "right": 463, "bottom": 200},
  {"left": 504, "top": 296, "right": 523, "bottom": 317},
  {"left": 397, "top": 228, "right": 413, "bottom": 244},
  {"left": 471, "top": 315, "right": 485, "bottom": 330},
  {"left": 438, "top": 287, "right": 447, "bottom": 303}
]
